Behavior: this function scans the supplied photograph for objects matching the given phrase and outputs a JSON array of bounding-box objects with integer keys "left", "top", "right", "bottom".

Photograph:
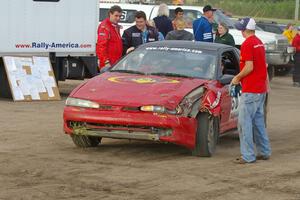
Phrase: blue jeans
[{"left": 238, "top": 93, "right": 271, "bottom": 162}]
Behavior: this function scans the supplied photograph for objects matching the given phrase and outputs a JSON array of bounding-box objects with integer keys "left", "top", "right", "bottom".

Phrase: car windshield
[
  {"left": 213, "top": 10, "right": 235, "bottom": 29},
  {"left": 111, "top": 47, "right": 217, "bottom": 79}
]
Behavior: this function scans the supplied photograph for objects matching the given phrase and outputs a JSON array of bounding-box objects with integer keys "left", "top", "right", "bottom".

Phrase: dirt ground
[{"left": 0, "top": 76, "right": 300, "bottom": 200}]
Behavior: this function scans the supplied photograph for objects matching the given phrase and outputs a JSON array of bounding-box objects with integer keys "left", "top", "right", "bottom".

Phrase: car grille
[
  {"left": 67, "top": 121, "right": 171, "bottom": 135},
  {"left": 277, "top": 39, "right": 289, "bottom": 51}
]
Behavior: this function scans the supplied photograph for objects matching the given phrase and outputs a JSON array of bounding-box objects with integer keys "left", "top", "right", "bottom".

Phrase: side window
[
  {"left": 265, "top": 25, "right": 282, "bottom": 34},
  {"left": 257, "top": 24, "right": 265, "bottom": 30},
  {"left": 100, "top": 8, "right": 137, "bottom": 23},
  {"left": 100, "top": 9, "right": 109, "bottom": 22},
  {"left": 220, "top": 50, "right": 239, "bottom": 77}
]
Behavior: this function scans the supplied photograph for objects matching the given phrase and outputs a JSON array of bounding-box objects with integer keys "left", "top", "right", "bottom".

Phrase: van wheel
[
  {"left": 192, "top": 113, "right": 219, "bottom": 157},
  {"left": 71, "top": 135, "right": 101, "bottom": 148}
]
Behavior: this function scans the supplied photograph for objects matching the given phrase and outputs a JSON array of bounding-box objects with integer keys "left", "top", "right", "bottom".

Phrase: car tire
[
  {"left": 274, "top": 66, "right": 291, "bottom": 76},
  {"left": 192, "top": 112, "right": 219, "bottom": 157},
  {"left": 71, "top": 135, "right": 101, "bottom": 148}
]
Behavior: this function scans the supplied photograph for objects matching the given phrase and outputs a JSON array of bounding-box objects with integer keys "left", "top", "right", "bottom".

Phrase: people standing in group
[
  {"left": 172, "top": 7, "right": 184, "bottom": 30},
  {"left": 231, "top": 17, "right": 271, "bottom": 164},
  {"left": 283, "top": 23, "right": 296, "bottom": 44},
  {"left": 96, "top": 5, "right": 123, "bottom": 70},
  {"left": 214, "top": 22, "right": 235, "bottom": 46},
  {"left": 153, "top": 4, "right": 174, "bottom": 38},
  {"left": 193, "top": 5, "right": 215, "bottom": 42},
  {"left": 166, "top": 18, "right": 194, "bottom": 41},
  {"left": 291, "top": 26, "right": 300, "bottom": 87},
  {"left": 122, "top": 11, "right": 159, "bottom": 55},
  {"left": 147, "top": 20, "right": 165, "bottom": 41}
]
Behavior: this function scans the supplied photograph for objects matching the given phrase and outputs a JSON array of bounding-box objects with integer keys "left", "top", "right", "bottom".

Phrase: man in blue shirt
[{"left": 193, "top": 5, "right": 216, "bottom": 42}]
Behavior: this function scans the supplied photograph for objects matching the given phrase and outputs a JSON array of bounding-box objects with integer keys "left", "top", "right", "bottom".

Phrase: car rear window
[{"left": 100, "top": 8, "right": 137, "bottom": 23}]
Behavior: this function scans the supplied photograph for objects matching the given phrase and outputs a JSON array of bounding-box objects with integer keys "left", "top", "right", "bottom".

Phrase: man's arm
[
  {"left": 122, "top": 30, "right": 131, "bottom": 55},
  {"left": 96, "top": 26, "right": 110, "bottom": 67},
  {"left": 202, "top": 22, "right": 213, "bottom": 42},
  {"left": 231, "top": 61, "right": 254, "bottom": 85}
]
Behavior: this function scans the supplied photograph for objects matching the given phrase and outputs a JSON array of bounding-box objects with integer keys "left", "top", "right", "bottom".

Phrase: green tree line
[{"left": 186, "top": 0, "right": 297, "bottom": 19}]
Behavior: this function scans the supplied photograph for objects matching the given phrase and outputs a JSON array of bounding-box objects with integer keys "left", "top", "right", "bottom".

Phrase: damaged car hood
[{"left": 71, "top": 72, "right": 208, "bottom": 109}]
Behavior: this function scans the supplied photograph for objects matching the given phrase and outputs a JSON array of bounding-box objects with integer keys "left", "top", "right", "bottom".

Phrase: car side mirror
[{"left": 219, "top": 74, "right": 234, "bottom": 85}]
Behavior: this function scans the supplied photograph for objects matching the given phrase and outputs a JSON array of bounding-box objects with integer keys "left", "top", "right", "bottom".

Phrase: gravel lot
[{"left": 0, "top": 76, "right": 299, "bottom": 200}]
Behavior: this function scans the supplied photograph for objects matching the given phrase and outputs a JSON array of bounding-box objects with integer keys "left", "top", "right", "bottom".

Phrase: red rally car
[{"left": 63, "top": 41, "right": 242, "bottom": 156}]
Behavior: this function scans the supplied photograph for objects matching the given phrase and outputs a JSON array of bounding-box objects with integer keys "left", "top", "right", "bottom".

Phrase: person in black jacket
[
  {"left": 214, "top": 22, "right": 235, "bottom": 47},
  {"left": 122, "top": 11, "right": 159, "bottom": 55},
  {"left": 153, "top": 4, "right": 173, "bottom": 37}
]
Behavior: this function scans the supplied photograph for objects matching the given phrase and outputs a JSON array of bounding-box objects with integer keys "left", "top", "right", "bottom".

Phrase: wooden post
[{"left": 296, "top": 0, "right": 299, "bottom": 21}]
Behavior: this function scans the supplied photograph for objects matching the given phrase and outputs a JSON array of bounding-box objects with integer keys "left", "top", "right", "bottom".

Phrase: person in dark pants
[
  {"left": 153, "top": 4, "right": 173, "bottom": 38},
  {"left": 214, "top": 22, "right": 235, "bottom": 47},
  {"left": 232, "top": 17, "right": 271, "bottom": 164},
  {"left": 122, "top": 11, "right": 159, "bottom": 55},
  {"left": 291, "top": 26, "right": 300, "bottom": 87}
]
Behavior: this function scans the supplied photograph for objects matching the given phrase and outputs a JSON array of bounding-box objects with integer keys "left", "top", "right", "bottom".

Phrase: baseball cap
[
  {"left": 203, "top": 5, "right": 216, "bottom": 13},
  {"left": 235, "top": 17, "right": 256, "bottom": 31}
]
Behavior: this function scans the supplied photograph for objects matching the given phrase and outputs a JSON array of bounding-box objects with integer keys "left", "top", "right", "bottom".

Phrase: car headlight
[
  {"left": 287, "top": 46, "right": 295, "bottom": 54},
  {"left": 265, "top": 42, "right": 276, "bottom": 51},
  {"left": 66, "top": 97, "right": 99, "bottom": 109},
  {"left": 140, "top": 105, "right": 166, "bottom": 113},
  {"left": 140, "top": 105, "right": 180, "bottom": 115}
]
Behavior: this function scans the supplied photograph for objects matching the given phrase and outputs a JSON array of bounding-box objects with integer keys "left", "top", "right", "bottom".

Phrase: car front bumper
[
  {"left": 266, "top": 46, "right": 295, "bottom": 66},
  {"left": 63, "top": 106, "right": 198, "bottom": 149},
  {"left": 266, "top": 51, "right": 291, "bottom": 65}
]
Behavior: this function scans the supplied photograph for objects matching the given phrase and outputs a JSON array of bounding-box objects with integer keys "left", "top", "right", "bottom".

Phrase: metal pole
[{"left": 296, "top": 0, "right": 299, "bottom": 21}]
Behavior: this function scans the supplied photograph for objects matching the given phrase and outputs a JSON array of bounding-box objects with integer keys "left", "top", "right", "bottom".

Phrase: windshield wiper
[
  {"left": 150, "top": 72, "right": 191, "bottom": 78},
  {"left": 111, "top": 69, "right": 145, "bottom": 75}
]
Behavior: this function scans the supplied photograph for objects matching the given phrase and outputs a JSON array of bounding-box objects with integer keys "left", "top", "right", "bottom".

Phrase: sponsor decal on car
[{"left": 108, "top": 76, "right": 180, "bottom": 84}]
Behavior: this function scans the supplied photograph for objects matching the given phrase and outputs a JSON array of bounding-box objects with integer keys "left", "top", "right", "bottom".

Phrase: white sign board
[{"left": 3, "top": 56, "right": 60, "bottom": 101}]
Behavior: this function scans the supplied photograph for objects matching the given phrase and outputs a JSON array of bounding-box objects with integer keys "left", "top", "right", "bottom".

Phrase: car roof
[{"left": 139, "top": 40, "right": 231, "bottom": 52}]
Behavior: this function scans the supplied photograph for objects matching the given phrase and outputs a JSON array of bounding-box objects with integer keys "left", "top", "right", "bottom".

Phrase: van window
[
  {"left": 100, "top": 8, "right": 137, "bottom": 23},
  {"left": 169, "top": 9, "right": 202, "bottom": 28}
]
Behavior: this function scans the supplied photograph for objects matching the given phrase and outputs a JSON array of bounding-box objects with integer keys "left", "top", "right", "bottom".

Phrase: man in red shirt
[
  {"left": 291, "top": 26, "right": 300, "bottom": 87},
  {"left": 96, "top": 5, "right": 123, "bottom": 70},
  {"left": 232, "top": 17, "right": 271, "bottom": 164}
]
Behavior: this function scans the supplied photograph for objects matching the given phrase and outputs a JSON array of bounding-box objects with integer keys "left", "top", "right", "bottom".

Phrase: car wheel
[
  {"left": 192, "top": 112, "right": 219, "bottom": 157},
  {"left": 71, "top": 135, "right": 101, "bottom": 148},
  {"left": 274, "top": 66, "right": 291, "bottom": 76}
]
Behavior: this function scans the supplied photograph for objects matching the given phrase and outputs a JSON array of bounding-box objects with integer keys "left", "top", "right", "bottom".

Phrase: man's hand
[
  {"left": 126, "top": 47, "right": 135, "bottom": 54},
  {"left": 231, "top": 75, "right": 240, "bottom": 85},
  {"left": 105, "top": 62, "right": 111, "bottom": 68}
]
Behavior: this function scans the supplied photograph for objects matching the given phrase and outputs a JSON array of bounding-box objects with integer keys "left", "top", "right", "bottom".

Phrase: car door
[{"left": 218, "top": 48, "right": 240, "bottom": 133}]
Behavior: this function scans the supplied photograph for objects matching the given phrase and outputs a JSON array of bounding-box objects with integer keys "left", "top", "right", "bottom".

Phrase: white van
[
  {"left": 99, "top": 3, "right": 294, "bottom": 72},
  {"left": 0, "top": 0, "right": 99, "bottom": 82}
]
